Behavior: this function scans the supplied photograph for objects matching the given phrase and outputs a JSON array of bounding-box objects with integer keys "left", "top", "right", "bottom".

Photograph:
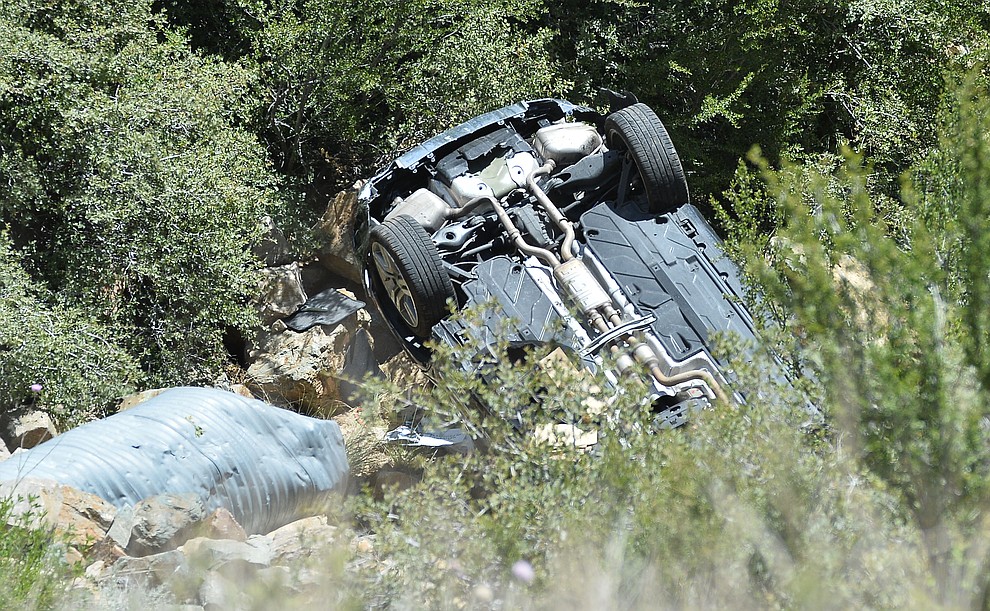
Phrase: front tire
[
  {"left": 605, "top": 103, "right": 689, "bottom": 213},
  {"left": 369, "top": 215, "right": 455, "bottom": 338}
]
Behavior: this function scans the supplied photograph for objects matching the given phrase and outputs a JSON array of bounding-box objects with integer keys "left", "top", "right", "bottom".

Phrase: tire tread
[
  {"left": 370, "top": 215, "right": 454, "bottom": 337},
  {"left": 605, "top": 103, "right": 689, "bottom": 213}
]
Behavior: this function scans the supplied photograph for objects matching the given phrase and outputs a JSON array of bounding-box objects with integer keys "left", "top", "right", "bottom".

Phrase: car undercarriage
[{"left": 357, "top": 97, "right": 765, "bottom": 428}]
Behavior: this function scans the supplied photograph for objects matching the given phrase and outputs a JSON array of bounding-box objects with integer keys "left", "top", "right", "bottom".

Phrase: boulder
[
  {"left": 379, "top": 351, "right": 430, "bottom": 392},
  {"left": 199, "top": 570, "right": 250, "bottom": 610},
  {"left": 317, "top": 185, "right": 364, "bottom": 284},
  {"left": 0, "top": 479, "right": 115, "bottom": 547},
  {"left": 267, "top": 516, "right": 339, "bottom": 565},
  {"left": 254, "top": 215, "right": 294, "bottom": 267},
  {"left": 87, "top": 537, "right": 127, "bottom": 566},
  {"left": 200, "top": 508, "right": 247, "bottom": 543},
  {"left": 118, "top": 388, "right": 169, "bottom": 412},
  {"left": 298, "top": 264, "right": 337, "bottom": 299},
  {"left": 338, "top": 327, "right": 384, "bottom": 403},
  {"left": 2, "top": 408, "right": 57, "bottom": 449},
  {"left": 112, "top": 549, "right": 189, "bottom": 588},
  {"left": 180, "top": 536, "right": 273, "bottom": 576},
  {"left": 0, "top": 439, "right": 9, "bottom": 462},
  {"left": 123, "top": 494, "right": 208, "bottom": 557},
  {"left": 256, "top": 263, "right": 308, "bottom": 325},
  {"left": 245, "top": 324, "right": 351, "bottom": 413}
]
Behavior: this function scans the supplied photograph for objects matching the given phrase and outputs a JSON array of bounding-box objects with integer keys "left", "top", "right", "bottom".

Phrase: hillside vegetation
[{"left": 2, "top": 0, "right": 990, "bottom": 608}]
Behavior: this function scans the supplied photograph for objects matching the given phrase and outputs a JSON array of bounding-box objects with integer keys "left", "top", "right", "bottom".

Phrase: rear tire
[
  {"left": 370, "top": 215, "right": 455, "bottom": 338},
  {"left": 605, "top": 103, "right": 689, "bottom": 213}
]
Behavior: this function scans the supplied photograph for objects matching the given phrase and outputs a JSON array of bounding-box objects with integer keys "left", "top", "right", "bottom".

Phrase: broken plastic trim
[{"left": 384, "top": 425, "right": 454, "bottom": 447}]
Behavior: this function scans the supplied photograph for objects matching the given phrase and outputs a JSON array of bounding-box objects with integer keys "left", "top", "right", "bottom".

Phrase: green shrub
[
  {"left": 159, "top": 0, "right": 568, "bottom": 189},
  {"left": 0, "top": 1, "right": 286, "bottom": 386},
  {"left": 549, "top": 0, "right": 990, "bottom": 201},
  {"left": 719, "top": 76, "right": 990, "bottom": 605},
  {"left": 0, "top": 495, "right": 76, "bottom": 610},
  {"left": 340, "top": 78, "right": 990, "bottom": 609},
  {"left": 0, "top": 232, "right": 138, "bottom": 426},
  {"left": 337, "top": 318, "right": 926, "bottom": 609}
]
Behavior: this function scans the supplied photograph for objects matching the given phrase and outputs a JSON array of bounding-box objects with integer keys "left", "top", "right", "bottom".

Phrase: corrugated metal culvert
[{"left": 0, "top": 387, "right": 349, "bottom": 535}]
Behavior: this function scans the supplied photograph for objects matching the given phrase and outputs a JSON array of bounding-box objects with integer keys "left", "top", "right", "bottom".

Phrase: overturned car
[{"left": 356, "top": 97, "right": 760, "bottom": 427}]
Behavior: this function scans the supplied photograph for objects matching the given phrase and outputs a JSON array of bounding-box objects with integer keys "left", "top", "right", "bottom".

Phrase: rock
[
  {"left": 106, "top": 505, "right": 135, "bottom": 548},
  {"left": 125, "top": 494, "right": 207, "bottom": 557},
  {"left": 65, "top": 546, "right": 85, "bottom": 566},
  {"left": 254, "top": 215, "right": 294, "bottom": 267},
  {"left": 354, "top": 536, "right": 374, "bottom": 554},
  {"left": 338, "top": 327, "right": 384, "bottom": 403},
  {"left": 245, "top": 324, "right": 350, "bottom": 413},
  {"left": 112, "top": 550, "right": 189, "bottom": 588},
  {"left": 199, "top": 508, "right": 247, "bottom": 543},
  {"left": 87, "top": 538, "right": 127, "bottom": 566},
  {"left": 533, "top": 423, "right": 598, "bottom": 450},
  {"left": 107, "top": 551, "right": 200, "bottom": 605},
  {"left": 0, "top": 439, "right": 10, "bottom": 462},
  {"left": 118, "top": 388, "right": 168, "bottom": 411},
  {"left": 298, "top": 264, "right": 337, "bottom": 299},
  {"left": 338, "top": 288, "right": 372, "bottom": 327},
  {"left": 199, "top": 570, "right": 248, "bottom": 610},
  {"left": 257, "top": 263, "right": 308, "bottom": 325},
  {"left": 58, "top": 485, "right": 118, "bottom": 546},
  {"left": 85, "top": 560, "right": 107, "bottom": 580},
  {"left": 226, "top": 384, "right": 254, "bottom": 399},
  {"left": 180, "top": 537, "right": 273, "bottom": 578},
  {"left": 255, "top": 565, "right": 294, "bottom": 590},
  {"left": 379, "top": 351, "right": 430, "bottom": 390},
  {"left": 2, "top": 408, "right": 57, "bottom": 449},
  {"left": 317, "top": 185, "right": 364, "bottom": 284},
  {"left": 0, "top": 479, "right": 116, "bottom": 547},
  {"left": 268, "top": 516, "right": 338, "bottom": 565}
]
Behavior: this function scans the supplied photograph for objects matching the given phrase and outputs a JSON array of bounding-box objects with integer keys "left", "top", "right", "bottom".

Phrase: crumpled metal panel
[{"left": 0, "top": 387, "right": 349, "bottom": 535}]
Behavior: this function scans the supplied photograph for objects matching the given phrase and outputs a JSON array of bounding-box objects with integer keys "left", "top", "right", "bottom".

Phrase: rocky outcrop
[
  {"left": 317, "top": 185, "right": 365, "bottom": 284},
  {"left": 0, "top": 479, "right": 116, "bottom": 548},
  {"left": 1, "top": 407, "right": 57, "bottom": 450},
  {"left": 254, "top": 215, "right": 295, "bottom": 267},
  {"left": 256, "top": 263, "right": 309, "bottom": 325},
  {"left": 245, "top": 323, "right": 351, "bottom": 414},
  {"left": 91, "top": 509, "right": 368, "bottom": 608},
  {"left": 0, "top": 477, "right": 381, "bottom": 607},
  {"left": 116, "top": 494, "right": 208, "bottom": 557},
  {"left": 118, "top": 388, "right": 168, "bottom": 411}
]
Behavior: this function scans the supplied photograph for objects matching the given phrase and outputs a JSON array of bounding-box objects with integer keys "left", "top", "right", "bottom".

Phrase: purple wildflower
[{"left": 511, "top": 559, "right": 535, "bottom": 585}]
